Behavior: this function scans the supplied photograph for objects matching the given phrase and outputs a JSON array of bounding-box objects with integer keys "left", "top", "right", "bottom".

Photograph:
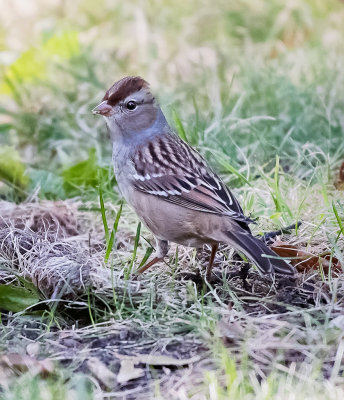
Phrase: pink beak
[{"left": 92, "top": 101, "right": 112, "bottom": 116}]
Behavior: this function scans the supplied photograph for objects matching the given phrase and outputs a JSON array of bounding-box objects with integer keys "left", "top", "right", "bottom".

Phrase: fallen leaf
[
  {"left": 86, "top": 357, "right": 117, "bottom": 389},
  {"left": 271, "top": 241, "right": 342, "bottom": 275},
  {"left": 117, "top": 360, "right": 144, "bottom": 384},
  {"left": 114, "top": 352, "right": 200, "bottom": 367},
  {"left": 0, "top": 353, "right": 54, "bottom": 377},
  {"left": 0, "top": 285, "right": 39, "bottom": 312},
  {"left": 113, "top": 352, "right": 199, "bottom": 384}
]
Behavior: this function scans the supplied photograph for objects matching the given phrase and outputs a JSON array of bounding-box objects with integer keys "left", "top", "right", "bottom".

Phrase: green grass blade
[
  {"left": 172, "top": 109, "right": 187, "bottom": 141},
  {"left": 274, "top": 155, "right": 280, "bottom": 191},
  {"left": 139, "top": 247, "right": 154, "bottom": 268},
  {"left": 99, "top": 187, "right": 109, "bottom": 243},
  {"left": 271, "top": 155, "right": 293, "bottom": 218},
  {"left": 125, "top": 222, "right": 141, "bottom": 279},
  {"left": 212, "top": 150, "right": 251, "bottom": 186},
  {"left": 87, "top": 288, "right": 96, "bottom": 327},
  {"left": 104, "top": 202, "right": 123, "bottom": 262},
  {"left": 332, "top": 201, "right": 344, "bottom": 239},
  {"left": 113, "top": 201, "right": 123, "bottom": 233}
]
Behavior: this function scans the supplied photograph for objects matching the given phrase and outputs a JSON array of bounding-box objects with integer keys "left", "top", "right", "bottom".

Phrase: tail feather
[{"left": 223, "top": 229, "right": 295, "bottom": 275}]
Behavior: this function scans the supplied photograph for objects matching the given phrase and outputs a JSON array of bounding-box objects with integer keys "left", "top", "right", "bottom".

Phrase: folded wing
[{"left": 130, "top": 133, "right": 252, "bottom": 229}]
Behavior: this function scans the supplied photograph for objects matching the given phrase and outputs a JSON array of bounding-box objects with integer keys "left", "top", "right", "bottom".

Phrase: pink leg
[
  {"left": 206, "top": 243, "right": 219, "bottom": 282},
  {"left": 137, "top": 256, "right": 163, "bottom": 274},
  {"left": 136, "top": 239, "right": 169, "bottom": 275}
]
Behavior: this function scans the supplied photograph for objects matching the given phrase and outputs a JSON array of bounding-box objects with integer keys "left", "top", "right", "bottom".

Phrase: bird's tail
[{"left": 222, "top": 228, "right": 295, "bottom": 275}]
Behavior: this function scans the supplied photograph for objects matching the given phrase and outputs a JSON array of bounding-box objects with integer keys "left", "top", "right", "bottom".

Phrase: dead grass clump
[
  {"left": 0, "top": 200, "right": 79, "bottom": 237},
  {"left": 1, "top": 226, "right": 98, "bottom": 298},
  {"left": 0, "top": 201, "right": 139, "bottom": 299}
]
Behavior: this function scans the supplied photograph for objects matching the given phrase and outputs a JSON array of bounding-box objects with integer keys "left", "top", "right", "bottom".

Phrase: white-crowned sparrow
[{"left": 93, "top": 76, "right": 294, "bottom": 279}]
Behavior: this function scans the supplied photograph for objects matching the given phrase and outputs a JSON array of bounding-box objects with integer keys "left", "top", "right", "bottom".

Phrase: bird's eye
[{"left": 126, "top": 100, "right": 137, "bottom": 110}]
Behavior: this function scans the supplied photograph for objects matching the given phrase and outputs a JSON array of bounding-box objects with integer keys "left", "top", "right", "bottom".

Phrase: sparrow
[{"left": 93, "top": 76, "right": 294, "bottom": 280}]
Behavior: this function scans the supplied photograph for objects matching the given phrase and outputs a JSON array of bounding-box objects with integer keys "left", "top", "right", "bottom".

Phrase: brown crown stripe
[{"left": 103, "top": 76, "right": 149, "bottom": 106}]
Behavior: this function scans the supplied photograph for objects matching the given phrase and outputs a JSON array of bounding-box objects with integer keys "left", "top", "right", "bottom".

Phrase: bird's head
[{"left": 93, "top": 76, "right": 162, "bottom": 141}]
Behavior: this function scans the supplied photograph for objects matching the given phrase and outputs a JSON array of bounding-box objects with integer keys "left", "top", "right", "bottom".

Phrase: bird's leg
[
  {"left": 206, "top": 243, "right": 219, "bottom": 282},
  {"left": 136, "top": 239, "right": 169, "bottom": 274}
]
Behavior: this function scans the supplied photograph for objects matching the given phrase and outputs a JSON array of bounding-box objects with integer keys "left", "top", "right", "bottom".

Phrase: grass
[{"left": 0, "top": 0, "right": 344, "bottom": 399}]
